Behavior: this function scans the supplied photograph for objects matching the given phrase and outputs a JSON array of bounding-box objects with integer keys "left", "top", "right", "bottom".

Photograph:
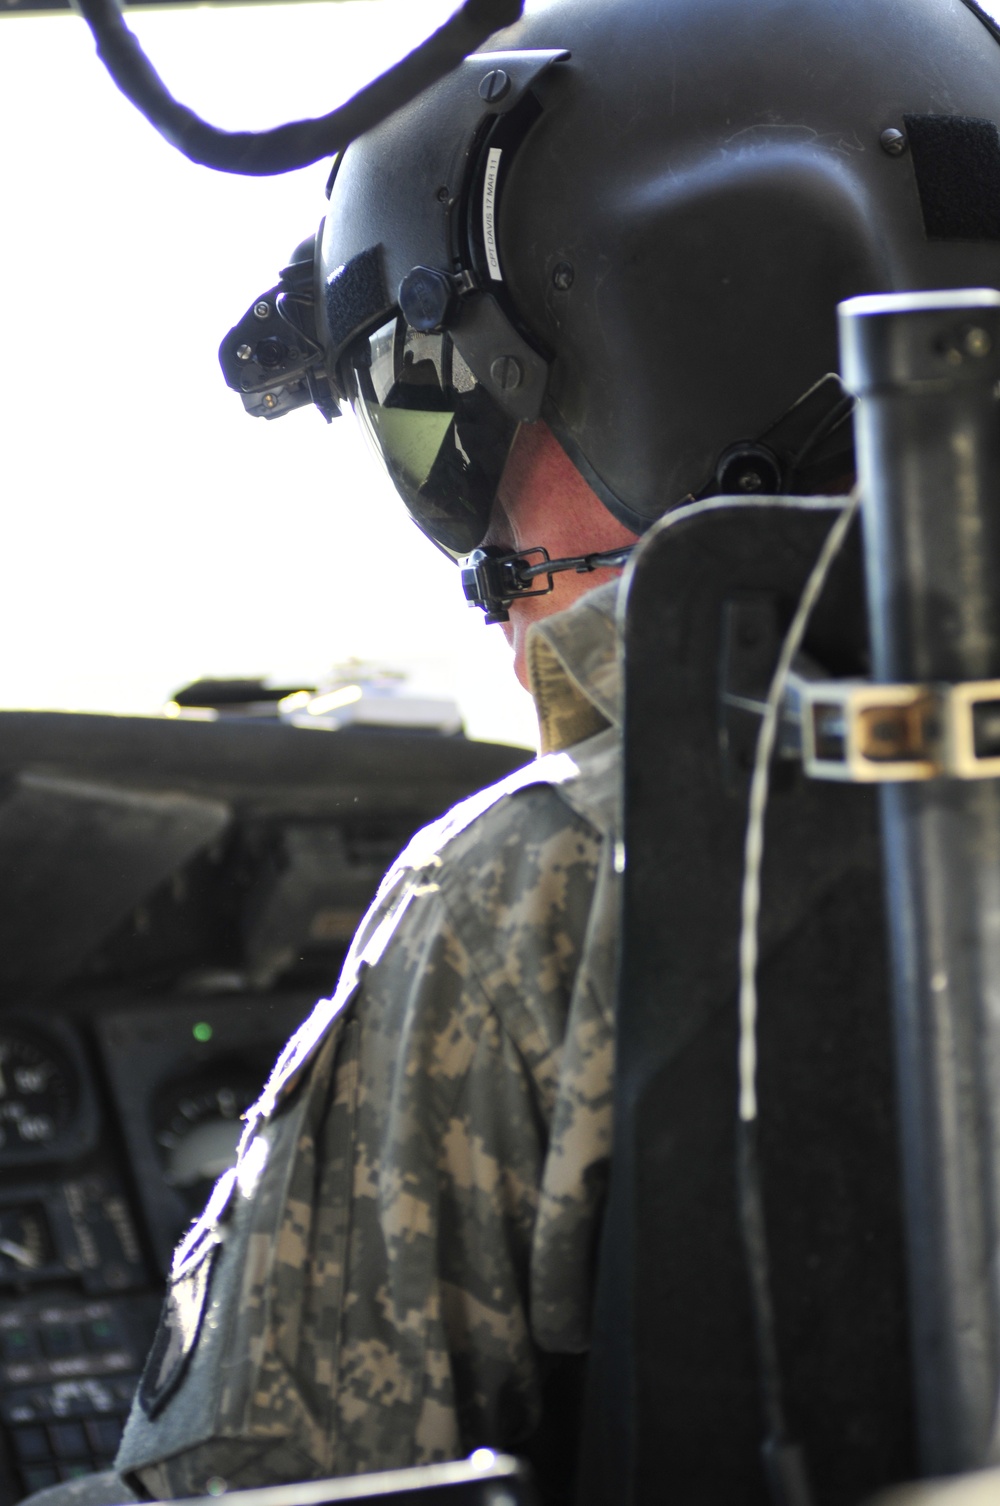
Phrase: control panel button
[
  {"left": 49, "top": 1420, "right": 88, "bottom": 1459},
  {"left": 12, "top": 1424, "right": 50, "bottom": 1463},
  {"left": 50, "top": 1381, "right": 108, "bottom": 1419},
  {"left": 21, "top": 1465, "right": 59, "bottom": 1492},
  {"left": 82, "top": 1317, "right": 120, "bottom": 1351},
  {"left": 42, "top": 1324, "right": 80, "bottom": 1358},
  {"left": 0, "top": 1327, "right": 38, "bottom": 1364},
  {"left": 85, "top": 1416, "right": 123, "bottom": 1456},
  {"left": 59, "top": 1463, "right": 93, "bottom": 1482},
  {"left": 2, "top": 1395, "right": 44, "bottom": 1426}
]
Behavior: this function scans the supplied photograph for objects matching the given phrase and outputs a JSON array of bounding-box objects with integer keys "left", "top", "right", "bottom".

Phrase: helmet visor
[{"left": 343, "top": 318, "right": 519, "bottom": 557}]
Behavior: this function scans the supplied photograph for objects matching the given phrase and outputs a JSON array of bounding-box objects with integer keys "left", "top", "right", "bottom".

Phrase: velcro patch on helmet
[
  {"left": 904, "top": 115, "right": 1000, "bottom": 239},
  {"left": 325, "top": 245, "right": 390, "bottom": 357}
]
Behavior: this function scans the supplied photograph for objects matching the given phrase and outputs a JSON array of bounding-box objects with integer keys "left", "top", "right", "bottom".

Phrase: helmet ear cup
[{"left": 713, "top": 443, "right": 783, "bottom": 496}]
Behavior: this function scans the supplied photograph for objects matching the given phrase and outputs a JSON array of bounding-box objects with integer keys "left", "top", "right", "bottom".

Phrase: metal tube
[{"left": 839, "top": 289, "right": 1000, "bottom": 1474}]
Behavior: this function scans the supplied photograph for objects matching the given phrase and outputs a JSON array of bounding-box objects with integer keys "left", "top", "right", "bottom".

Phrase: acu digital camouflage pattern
[{"left": 116, "top": 582, "right": 624, "bottom": 1496}]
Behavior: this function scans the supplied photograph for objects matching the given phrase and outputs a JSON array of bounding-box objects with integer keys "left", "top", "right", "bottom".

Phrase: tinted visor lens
[{"left": 344, "top": 318, "right": 518, "bottom": 557}]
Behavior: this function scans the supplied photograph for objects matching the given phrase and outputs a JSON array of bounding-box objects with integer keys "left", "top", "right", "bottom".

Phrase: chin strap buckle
[
  {"left": 459, "top": 547, "right": 555, "bottom": 625},
  {"left": 460, "top": 543, "right": 635, "bottom": 625}
]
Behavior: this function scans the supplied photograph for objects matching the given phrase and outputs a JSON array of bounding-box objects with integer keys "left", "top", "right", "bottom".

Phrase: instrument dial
[
  {"left": 155, "top": 1074, "right": 261, "bottom": 1195},
  {"left": 0, "top": 1203, "right": 53, "bottom": 1279},
  {"left": 0, "top": 1029, "right": 77, "bottom": 1157}
]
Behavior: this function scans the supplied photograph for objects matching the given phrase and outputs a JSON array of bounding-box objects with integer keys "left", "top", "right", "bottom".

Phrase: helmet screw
[
  {"left": 715, "top": 443, "right": 782, "bottom": 496},
  {"left": 480, "top": 68, "right": 512, "bottom": 103},
  {"left": 937, "top": 325, "right": 995, "bottom": 364},
  {"left": 965, "top": 326, "right": 992, "bottom": 358},
  {"left": 552, "top": 262, "right": 575, "bottom": 291},
  {"left": 880, "top": 127, "right": 907, "bottom": 157},
  {"left": 436, "top": 186, "right": 451, "bottom": 203},
  {"left": 254, "top": 301, "right": 271, "bottom": 319},
  {"left": 399, "top": 266, "right": 458, "bottom": 333},
  {"left": 491, "top": 355, "right": 523, "bottom": 391},
  {"left": 236, "top": 344, "right": 253, "bottom": 361}
]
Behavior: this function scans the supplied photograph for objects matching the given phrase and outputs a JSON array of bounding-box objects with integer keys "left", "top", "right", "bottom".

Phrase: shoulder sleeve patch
[
  {"left": 137, "top": 1171, "right": 235, "bottom": 1418},
  {"left": 240, "top": 755, "right": 583, "bottom": 1136},
  {"left": 240, "top": 872, "right": 426, "bottom": 1133}
]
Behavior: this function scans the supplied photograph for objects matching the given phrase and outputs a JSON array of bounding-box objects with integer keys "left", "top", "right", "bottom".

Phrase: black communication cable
[
  {"left": 71, "top": 0, "right": 525, "bottom": 176},
  {"left": 517, "top": 546, "right": 635, "bottom": 582}
]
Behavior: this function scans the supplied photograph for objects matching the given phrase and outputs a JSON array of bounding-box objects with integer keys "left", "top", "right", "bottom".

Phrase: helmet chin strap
[
  {"left": 461, "top": 373, "right": 856, "bottom": 626},
  {"left": 460, "top": 544, "right": 635, "bottom": 625},
  {"left": 460, "top": 376, "right": 856, "bottom": 625}
]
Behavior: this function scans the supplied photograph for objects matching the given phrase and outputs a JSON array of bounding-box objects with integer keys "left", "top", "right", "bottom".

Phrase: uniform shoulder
[{"left": 390, "top": 747, "right": 589, "bottom": 877}]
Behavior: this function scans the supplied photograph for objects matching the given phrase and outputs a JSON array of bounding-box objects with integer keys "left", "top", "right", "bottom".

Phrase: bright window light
[{"left": 0, "top": 0, "right": 537, "bottom": 749}]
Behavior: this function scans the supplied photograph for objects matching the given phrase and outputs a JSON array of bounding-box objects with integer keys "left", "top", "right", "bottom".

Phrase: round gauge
[
  {"left": 0, "top": 1203, "right": 53, "bottom": 1279},
  {"left": 154, "top": 1073, "right": 261, "bottom": 1195},
  {"left": 0, "top": 1029, "right": 77, "bottom": 1156}
]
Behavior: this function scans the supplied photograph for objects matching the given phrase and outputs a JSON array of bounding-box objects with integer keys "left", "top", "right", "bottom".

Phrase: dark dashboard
[{"left": 0, "top": 710, "right": 529, "bottom": 1505}]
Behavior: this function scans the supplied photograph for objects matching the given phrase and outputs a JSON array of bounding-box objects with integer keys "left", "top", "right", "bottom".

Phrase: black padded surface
[
  {"left": 905, "top": 115, "right": 1000, "bottom": 240},
  {"left": 581, "top": 500, "right": 915, "bottom": 1506}
]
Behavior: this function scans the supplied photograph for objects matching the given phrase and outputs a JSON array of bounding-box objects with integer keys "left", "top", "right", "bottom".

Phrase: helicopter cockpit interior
[{"left": 11, "top": 2, "right": 1000, "bottom": 1505}]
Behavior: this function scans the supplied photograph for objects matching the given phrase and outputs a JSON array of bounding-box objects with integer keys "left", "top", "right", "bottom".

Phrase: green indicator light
[{"left": 192, "top": 1022, "right": 213, "bottom": 1043}]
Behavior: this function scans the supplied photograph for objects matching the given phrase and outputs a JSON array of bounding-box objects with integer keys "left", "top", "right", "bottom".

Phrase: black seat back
[{"left": 581, "top": 500, "right": 916, "bottom": 1506}]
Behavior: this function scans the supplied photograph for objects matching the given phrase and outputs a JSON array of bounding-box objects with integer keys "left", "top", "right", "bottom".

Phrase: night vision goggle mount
[{"left": 219, "top": 240, "right": 340, "bottom": 423}]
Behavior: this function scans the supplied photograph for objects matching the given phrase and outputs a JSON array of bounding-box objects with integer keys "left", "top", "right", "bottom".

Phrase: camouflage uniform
[{"left": 115, "top": 579, "right": 623, "bottom": 1497}]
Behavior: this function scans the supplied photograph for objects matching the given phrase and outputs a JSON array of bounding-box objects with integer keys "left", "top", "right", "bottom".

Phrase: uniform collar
[{"left": 526, "top": 579, "right": 623, "bottom": 755}]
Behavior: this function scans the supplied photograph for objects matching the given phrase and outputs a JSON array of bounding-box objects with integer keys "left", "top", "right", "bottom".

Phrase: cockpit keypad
[{"left": 0, "top": 1297, "right": 158, "bottom": 1499}]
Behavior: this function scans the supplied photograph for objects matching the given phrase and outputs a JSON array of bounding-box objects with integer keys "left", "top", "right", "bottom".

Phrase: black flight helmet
[{"left": 222, "top": 0, "right": 1000, "bottom": 557}]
